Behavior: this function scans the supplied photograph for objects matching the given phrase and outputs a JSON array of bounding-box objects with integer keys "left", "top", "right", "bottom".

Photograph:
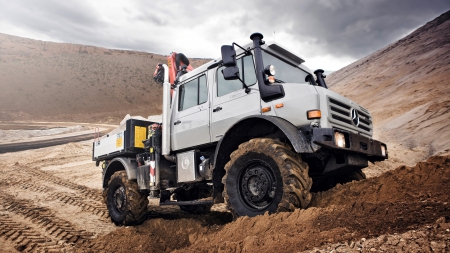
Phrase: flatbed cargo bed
[{"left": 92, "top": 119, "right": 157, "bottom": 161}]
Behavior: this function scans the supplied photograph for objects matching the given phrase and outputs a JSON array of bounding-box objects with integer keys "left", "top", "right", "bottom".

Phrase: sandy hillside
[
  {"left": 328, "top": 10, "right": 450, "bottom": 157},
  {"left": 0, "top": 33, "right": 208, "bottom": 123}
]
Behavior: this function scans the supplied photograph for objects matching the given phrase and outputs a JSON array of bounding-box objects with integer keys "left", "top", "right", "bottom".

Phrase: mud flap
[{"left": 137, "top": 165, "right": 150, "bottom": 191}]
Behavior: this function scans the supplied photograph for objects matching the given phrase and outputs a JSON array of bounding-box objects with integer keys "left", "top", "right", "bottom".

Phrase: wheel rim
[
  {"left": 113, "top": 185, "right": 127, "bottom": 214},
  {"left": 239, "top": 161, "right": 277, "bottom": 210}
]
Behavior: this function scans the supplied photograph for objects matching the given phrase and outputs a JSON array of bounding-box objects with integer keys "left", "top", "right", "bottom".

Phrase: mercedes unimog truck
[{"left": 93, "top": 33, "right": 388, "bottom": 225}]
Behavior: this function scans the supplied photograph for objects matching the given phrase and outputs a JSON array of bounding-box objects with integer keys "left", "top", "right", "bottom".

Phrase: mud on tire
[
  {"left": 222, "top": 138, "right": 312, "bottom": 218},
  {"left": 106, "top": 171, "right": 149, "bottom": 226}
]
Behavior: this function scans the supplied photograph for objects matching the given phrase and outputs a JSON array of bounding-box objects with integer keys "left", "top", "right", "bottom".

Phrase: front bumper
[{"left": 311, "top": 128, "right": 388, "bottom": 162}]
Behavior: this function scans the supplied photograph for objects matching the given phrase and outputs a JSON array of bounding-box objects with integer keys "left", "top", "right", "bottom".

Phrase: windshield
[{"left": 261, "top": 50, "right": 309, "bottom": 84}]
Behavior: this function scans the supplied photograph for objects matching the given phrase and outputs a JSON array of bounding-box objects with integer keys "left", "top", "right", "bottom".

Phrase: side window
[
  {"left": 199, "top": 75, "right": 208, "bottom": 104},
  {"left": 179, "top": 75, "right": 208, "bottom": 111},
  {"left": 217, "top": 54, "right": 256, "bottom": 97},
  {"left": 243, "top": 55, "right": 257, "bottom": 85}
]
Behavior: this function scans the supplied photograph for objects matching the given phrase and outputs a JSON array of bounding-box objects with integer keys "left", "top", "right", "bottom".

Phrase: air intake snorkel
[
  {"left": 314, "top": 69, "right": 328, "bottom": 89},
  {"left": 249, "top": 33, "right": 285, "bottom": 102}
]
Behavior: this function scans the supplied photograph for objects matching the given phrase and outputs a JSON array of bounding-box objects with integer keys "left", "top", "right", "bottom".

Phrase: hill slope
[
  {"left": 328, "top": 10, "right": 450, "bottom": 156},
  {"left": 0, "top": 34, "right": 208, "bottom": 123}
]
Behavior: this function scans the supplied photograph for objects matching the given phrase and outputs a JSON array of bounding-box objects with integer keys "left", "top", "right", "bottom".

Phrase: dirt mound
[
  {"left": 88, "top": 212, "right": 232, "bottom": 253},
  {"left": 312, "top": 155, "right": 450, "bottom": 207},
  {"left": 82, "top": 155, "right": 449, "bottom": 252}
]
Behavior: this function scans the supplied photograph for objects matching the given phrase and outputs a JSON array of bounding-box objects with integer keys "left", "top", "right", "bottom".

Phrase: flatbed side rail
[{"left": 94, "top": 127, "right": 100, "bottom": 144}]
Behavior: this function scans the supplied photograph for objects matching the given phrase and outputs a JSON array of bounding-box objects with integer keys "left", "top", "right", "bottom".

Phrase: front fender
[{"left": 102, "top": 157, "right": 137, "bottom": 188}]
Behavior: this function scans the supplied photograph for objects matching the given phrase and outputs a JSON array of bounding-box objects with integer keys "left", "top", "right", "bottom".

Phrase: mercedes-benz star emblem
[{"left": 351, "top": 108, "right": 360, "bottom": 126}]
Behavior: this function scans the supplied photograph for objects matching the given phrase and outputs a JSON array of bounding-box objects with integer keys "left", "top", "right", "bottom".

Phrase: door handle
[
  {"left": 213, "top": 106, "right": 222, "bottom": 112},
  {"left": 174, "top": 120, "right": 181, "bottom": 125}
]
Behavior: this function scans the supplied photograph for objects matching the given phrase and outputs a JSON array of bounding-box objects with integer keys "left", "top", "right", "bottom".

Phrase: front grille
[
  {"left": 359, "top": 105, "right": 369, "bottom": 114},
  {"left": 328, "top": 97, "right": 372, "bottom": 133}
]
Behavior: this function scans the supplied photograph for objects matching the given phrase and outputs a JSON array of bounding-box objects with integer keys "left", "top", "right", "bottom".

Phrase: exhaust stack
[
  {"left": 314, "top": 69, "right": 328, "bottom": 89},
  {"left": 161, "top": 64, "right": 171, "bottom": 155}
]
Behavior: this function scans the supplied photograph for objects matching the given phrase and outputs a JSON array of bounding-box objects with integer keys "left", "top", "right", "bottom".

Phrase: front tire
[
  {"left": 106, "top": 171, "right": 149, "bottom": 226},
  {"left": 222, "top": 138, "right": 312, "bottom": 218}
]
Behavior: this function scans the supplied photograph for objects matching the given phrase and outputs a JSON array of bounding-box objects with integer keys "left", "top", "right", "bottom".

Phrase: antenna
[{"left": 273, "top": 31, "right": 275, "bottom": 42}]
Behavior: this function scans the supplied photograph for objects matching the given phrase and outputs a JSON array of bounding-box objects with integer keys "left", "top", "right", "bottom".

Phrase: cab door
[
  {"left": 210, "top": 54, "right": 261, "bottom": 141},
  {"left": 171, "top": 74, "right": 210, "bottom": 150}
]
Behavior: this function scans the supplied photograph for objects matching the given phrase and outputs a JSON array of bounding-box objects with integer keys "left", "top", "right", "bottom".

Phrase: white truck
[{"left": 93, "top": 33, "right": 388, "bottom": 225}]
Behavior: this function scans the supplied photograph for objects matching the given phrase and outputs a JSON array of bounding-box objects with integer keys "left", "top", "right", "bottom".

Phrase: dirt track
[
  {"left": 0, "top": 130, "right": 448, "bottom": 252},
  {"left": 0, "top": 133, "right": 101, "bottom": 154},
  {"left": 0, "top": 122, "right": 112, "bottom": 153}
]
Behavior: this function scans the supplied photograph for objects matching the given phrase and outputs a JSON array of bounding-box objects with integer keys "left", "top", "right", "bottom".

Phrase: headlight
[
  {"left": 381, "top": 144, "right": 386, "bottom": 157},
  {"left": 264, "top": 65, "right": 276, "bottom": 76},
  {"left": 334, "top": 132, "right": 346, "bottom": 148}
]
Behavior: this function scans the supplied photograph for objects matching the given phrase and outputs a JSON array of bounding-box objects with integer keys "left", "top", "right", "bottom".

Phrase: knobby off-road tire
[
  {"left": 311, "top": 169, "right": 367, "bottom": 192},
  {"left": 222, "top": 138, "right": 312, "bottom": 218},
  {"left": 106, "top": 171, "right": 149, "bottom": 226},
  {"left": 175, "top": 184, "right": 213, "bottom": 214}
]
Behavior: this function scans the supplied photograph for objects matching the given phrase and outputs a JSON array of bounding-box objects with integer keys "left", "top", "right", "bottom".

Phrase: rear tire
[
  {"left": 106, "top": 171, "right": 149, "bottom": 226},
  {"left": 222, "top": 138, "right": 312, "bottom": 218}
]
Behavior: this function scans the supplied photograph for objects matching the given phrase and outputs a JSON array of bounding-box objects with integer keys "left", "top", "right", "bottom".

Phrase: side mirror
[
  {"left": 221, "top": 45, "right": 237, "bottom": 67},
  {"left": 221, "top": 45, "right": 240, "bottom": 80},
  {"left": 222, "top": 67, "right": 240, "bottom": 80}
]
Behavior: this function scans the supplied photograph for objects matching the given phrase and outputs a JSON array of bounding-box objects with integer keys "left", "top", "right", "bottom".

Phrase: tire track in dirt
[
  {"left": 0, "top": 193, "right": 96, "bottom": 250},
  {"left": 0, "top": 213, "right": 68, "bottom": 252},
  {"left": 21, "top": 166, "right": 103, "bottom": 202},
  {"left": 17, "top": 182, "right": 109, "bottom": 219},
  {"left": 18, "top": 182, "right": 54, "bottom": 194},
  {"left": 47, "top": 192, "right": 109, "bottom": 219},
  {"left": 13, "top": 168, "right": 109, "bottom": 219}
]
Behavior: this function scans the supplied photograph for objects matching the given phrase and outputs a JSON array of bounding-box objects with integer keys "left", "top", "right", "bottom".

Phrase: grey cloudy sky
[{"left": 0, "top": 0, "right": 449, "bottom": 70}]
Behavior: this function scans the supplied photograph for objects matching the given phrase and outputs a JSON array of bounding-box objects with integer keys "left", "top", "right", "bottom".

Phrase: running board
[{"left": 159, "top": 200, "right": 213, "bottom": 206}]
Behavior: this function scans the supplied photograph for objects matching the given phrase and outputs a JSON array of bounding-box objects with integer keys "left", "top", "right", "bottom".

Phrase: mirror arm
[
  {"left": 231, "top": 43, "right": 252, "bottom": 94},
  {"left": 232, "top": 42, "right": 250, "bottom": 54},
  {"left": 236, "top": 76, "right": 251, "bottom": 94}
]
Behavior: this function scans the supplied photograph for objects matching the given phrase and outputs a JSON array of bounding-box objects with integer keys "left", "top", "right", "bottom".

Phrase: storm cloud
[{"left": 0, "top": 0, "right": 448, "bottom": 70}]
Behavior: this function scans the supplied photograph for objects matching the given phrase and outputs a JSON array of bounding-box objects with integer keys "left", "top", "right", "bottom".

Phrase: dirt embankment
[{"left": 89, "top": 155, "right": 450, "bottom": 253}]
